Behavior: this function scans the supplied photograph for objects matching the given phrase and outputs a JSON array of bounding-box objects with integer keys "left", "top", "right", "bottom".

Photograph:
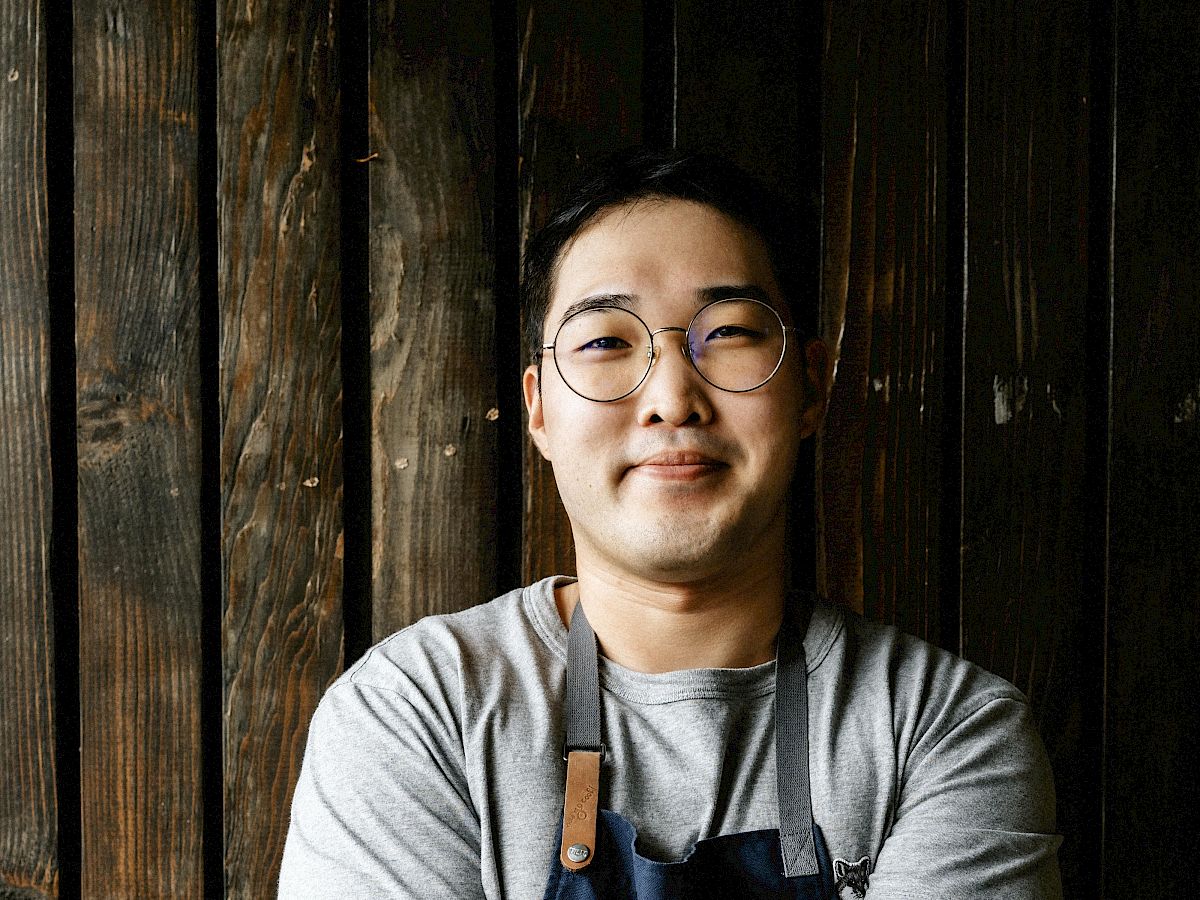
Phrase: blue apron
[{"left": 542, "top": 597, "right": 836, "bottom": 899}]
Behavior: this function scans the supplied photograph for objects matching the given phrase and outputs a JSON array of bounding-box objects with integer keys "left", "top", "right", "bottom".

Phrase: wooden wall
[{"left": 0, "top": 0, "right": 1195, "bottom": 895}]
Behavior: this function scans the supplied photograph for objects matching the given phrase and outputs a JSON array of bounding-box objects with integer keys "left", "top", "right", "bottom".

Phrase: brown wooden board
[
  {"left": 961, "top": 1, "right": 1091, "bottom": 892},
  {"left": 1107, "top": 0, "right": 1200, "bottom": 890},
  {"left": 217, "top": 2, "right": 344, "bottom": 895},
  {"left": 0, "top": 0, "right": 57, "bottom": 895},
  {"left": 73, "top": 1, "right": 203, "bottom": 895},
  {"left": 517, "top": 0, "right": 643, "bottom": 583},
  {"left": 368, "top": 0, "right": 499, "bottom": 634},
  {"left": 819, "top": 0, "right": 946, "bottom": 640}
]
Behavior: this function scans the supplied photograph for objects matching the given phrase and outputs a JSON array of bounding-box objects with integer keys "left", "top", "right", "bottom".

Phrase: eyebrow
[
  {"left": 697, "top": 284, "right": 774, "bottom": 306},
  {"left": 554, "top": 284, "right": 777, "bottom": 333},
  {"left": 555, "top": 293, "right": 637, "bottom": 330}
]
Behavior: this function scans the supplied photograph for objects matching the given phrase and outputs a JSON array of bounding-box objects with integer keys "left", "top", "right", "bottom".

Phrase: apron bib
[{"left": 542, "top": 597, "right": 836, "bottom": 900}]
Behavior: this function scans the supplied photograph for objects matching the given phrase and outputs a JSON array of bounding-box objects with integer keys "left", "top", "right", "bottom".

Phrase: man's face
[{"left": 523, "top": 198, "right": 826, "bottom": 584}]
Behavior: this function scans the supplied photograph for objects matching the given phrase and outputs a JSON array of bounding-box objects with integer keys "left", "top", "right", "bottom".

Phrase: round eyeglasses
[{"left": 540, "top": 297, "right": 797, "bottom": 403}]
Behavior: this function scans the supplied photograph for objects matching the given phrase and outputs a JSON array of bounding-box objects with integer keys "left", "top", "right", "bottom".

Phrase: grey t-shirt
[{"left": 278, "top": 576, "right": 1062, "bottom": 898}]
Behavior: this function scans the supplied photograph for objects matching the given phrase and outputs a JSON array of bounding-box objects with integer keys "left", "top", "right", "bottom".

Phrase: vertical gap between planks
[
  {"left": 492, "top": 0, "right": 525, "bottom": 595},
  {"left": 46, "top": 0, "right": 80, "bottom": 893},
  {"left": 195, "top": 0, "right": 225, "bottom": 894},
  {"left": 342, "top": 0, "right": 373, "bottom": 662},
  {"left": 941, "top": 0, "right": 967, "bottom": 656},
  {"left": 1084, "top": 0, "right": 1116, "bottom": 890}
]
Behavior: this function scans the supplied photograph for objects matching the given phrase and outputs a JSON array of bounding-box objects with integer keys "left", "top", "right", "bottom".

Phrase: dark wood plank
[
  {"left": 1106, "top": 0, "right": 1200, "bottom": 890},
  {"left": 217, "top": 2, "right": 344, "bottom": 895},
  {"left": 818, "top": 0, "right": 946, "bottom": 639},
  {"left": 369, "top": 0, "right": 499, "bottom": 633},
  {"left": 0, "top": 0, "right": 57, "bottom": 895},
  {"left": 960, "top": 1, "right": 1092, "bottom": 892},
  {"left": 674, "top": 0, "right": 812, "bottom": 212},
  {"left": 73, "top": 1, "right": 203, "bottom": 895},
  {"left": 517, "top": 0, "right": 643, "bottom": 583}
]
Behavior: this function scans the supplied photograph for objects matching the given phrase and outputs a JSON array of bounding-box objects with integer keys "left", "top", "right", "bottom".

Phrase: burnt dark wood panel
[
  {"left": 0, "top": 0, "right": 56, "bottom": 895},
  {"left": 73, "top": 1, "right": 203, "bottom": 895},
  {"left": 1107, "top": 0, "right": 1200, "bottom": 891},
  {"left": 517, "top": 0, "right": 643, "bottom": 583},
  {"left": 818, "top": 0, "right": 946, "bottom": 640},
  {"left": 369, "top": 0, "right": 499, "bottom": 632},
  {"left": 217, "top": 2, "right": 344, "bottom": 895},
  {"left": 674, "top": 0, "right": 812, "bottom": 211},
  {"left": 961, "top": 2, "right": 1091, "bottom": 892}
]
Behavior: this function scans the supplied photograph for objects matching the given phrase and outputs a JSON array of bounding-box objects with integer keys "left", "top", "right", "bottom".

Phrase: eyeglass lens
[{"left": 552, "top": 299, "right": 786, "bottom": 402}]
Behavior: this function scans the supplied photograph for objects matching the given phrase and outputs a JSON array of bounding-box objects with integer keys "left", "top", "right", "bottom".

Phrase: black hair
[{"left": 520, "top": 146, "right": 802, "bottom": 362}]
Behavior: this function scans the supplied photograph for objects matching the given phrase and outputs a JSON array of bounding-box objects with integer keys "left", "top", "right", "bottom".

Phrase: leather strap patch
[{"left": 559, "top": 750, "right": 602, "bottom": 871}]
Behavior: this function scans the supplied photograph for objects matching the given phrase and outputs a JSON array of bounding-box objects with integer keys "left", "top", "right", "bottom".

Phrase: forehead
[{"left": 549, "top": 199, "right": 781, "bottom": 321}]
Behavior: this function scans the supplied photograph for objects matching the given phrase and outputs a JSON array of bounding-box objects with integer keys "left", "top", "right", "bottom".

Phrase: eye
[
  {"left": 578, "top": 335, "right": 632, "bottom": 352},
  {"left": 703, "top": 324, "right": 765, "bottom": 341}
]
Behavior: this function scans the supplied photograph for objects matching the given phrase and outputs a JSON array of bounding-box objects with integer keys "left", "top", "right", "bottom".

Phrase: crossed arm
[{"left": 279, "top": 683, "right": 1062, "bottom": 899}]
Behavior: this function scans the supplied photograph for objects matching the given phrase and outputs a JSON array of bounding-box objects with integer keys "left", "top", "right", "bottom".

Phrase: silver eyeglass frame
[{"left": 539, "top": 297, "right": 799, "bottom": 403}]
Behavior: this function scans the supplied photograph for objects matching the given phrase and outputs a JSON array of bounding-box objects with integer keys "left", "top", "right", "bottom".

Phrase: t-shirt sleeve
[
  {"left": 866, "top": 695, "right": 1063, "bottom": 899},
  {"left": 277, "top": 680, "right": 486, "bottom": 900}
]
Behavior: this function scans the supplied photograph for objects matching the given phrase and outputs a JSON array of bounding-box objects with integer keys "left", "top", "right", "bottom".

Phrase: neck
[{"left": 554, "top": 558, "right": 788, "bottom": 674}]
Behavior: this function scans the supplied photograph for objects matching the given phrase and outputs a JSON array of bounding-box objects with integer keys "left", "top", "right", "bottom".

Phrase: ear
[
  {"left": 798, "top": 337, "right": 831, "bottom": 438},
  {"left": 833, "top": 859, "right": 847, "bottom": 879},
  {"left": 523, "top": 363, "right": 553, "bottom": 460}
]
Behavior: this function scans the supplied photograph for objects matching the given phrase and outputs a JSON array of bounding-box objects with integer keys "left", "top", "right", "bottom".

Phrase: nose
[{"left": 636, "top": 328, "right": 714, "bottom": 427}]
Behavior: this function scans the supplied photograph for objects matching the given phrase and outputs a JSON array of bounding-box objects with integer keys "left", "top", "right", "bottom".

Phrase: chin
[{"left": 616, "top": 522, "right": 739, "bottom": 580}]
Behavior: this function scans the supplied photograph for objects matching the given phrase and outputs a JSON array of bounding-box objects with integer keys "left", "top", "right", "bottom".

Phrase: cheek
[
  {"left": 735, "top": 379, "right": 804, "bottom": 432},
  {"left": 538, "top": 375, "right": 576, "bottom": 428},
  {"left": 734, "top": 397, "right": 804, "bottom": 474},
  {"left": 540, "top": 385, "right": 621, "bottom": 457}
]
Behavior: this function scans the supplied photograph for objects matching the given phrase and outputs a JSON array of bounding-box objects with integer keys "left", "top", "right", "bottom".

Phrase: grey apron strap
[
  {"left": 566, "top": 600, "right": 603, "bottom": 757},
  {"left": 563, "top": 593, "right": 818, "bottom": 877},
  {"left": 561, "top": 602, "right": 605, "bottom": 872},
  {"left": 775, "top": 598, "right": 818, "bottom": 877}
]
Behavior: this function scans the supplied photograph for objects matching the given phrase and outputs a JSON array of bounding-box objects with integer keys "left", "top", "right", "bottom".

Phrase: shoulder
[
  {"left": 813, "top": 600, "right": 1055, "bottom": 829},
  {"left": 281, "top": 588, "right": 552, "bottom": 900},
  {"left": 339, "top": 583, "right": 527, "bottom": 684},
  {"left": 818, "top": 609, "right": 1062, "bottom": 893},
  {"left": 318, "top": 576, "right": 565, "bottom": 723},
  {"left": 816, "top": 601, "right": 1028, "bottom": 729}
]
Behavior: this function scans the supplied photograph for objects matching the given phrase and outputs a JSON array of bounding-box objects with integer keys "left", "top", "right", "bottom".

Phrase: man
[{"left": 278, "top": 149, "right": 1063, "bottom": 898}]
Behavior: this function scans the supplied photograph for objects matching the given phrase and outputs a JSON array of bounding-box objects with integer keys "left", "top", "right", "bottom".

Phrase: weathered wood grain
[
  {"left": 818, "top": 0, "right": 946, "bottom": 640},
  {"left": 962, "top": 0, "right": 1090, "bottom": 704},
  {"left": 960, "top": 3, "right": 1092, "bottom": 892},
  {"left": 0, "top": 0, "right": 57, "bottom": 896},
  {"left": 217, "top": 1, "right": 344, "bottom": 895},
  {"left": 368, "top": 0, "right": 499, "bottom": 634},
  {"left": 1106, "top": 0, "right": 1200, "bottom": 890},
  {"left": 73, "top": 1, "right": 203, "bottom": 895},
  {"left": 517, "top": 0, "right": 643, "bottom": 583}
]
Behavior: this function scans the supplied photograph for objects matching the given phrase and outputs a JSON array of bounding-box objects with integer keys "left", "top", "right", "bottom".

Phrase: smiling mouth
[{"left": 626, "top": 452, "right": 729, "bottom": 481}]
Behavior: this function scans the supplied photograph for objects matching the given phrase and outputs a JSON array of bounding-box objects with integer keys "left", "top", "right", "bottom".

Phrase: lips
[
  {"left": 636, "top": 451, "right": 724, "bottom": 467},
  {"left": 626, "top": 450, "right": 728, "bottom": 481}
]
